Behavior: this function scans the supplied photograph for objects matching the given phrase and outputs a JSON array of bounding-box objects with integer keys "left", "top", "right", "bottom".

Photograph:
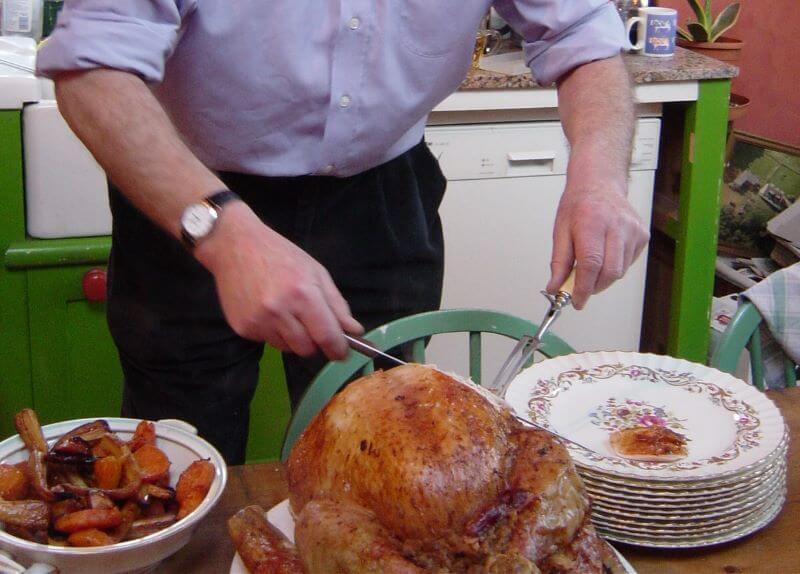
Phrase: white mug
[{"left": 626, "top": 7, "right": 678, "bottom": 57}]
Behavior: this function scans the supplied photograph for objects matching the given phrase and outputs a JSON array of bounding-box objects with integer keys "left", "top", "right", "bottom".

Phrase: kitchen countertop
[{"left": 460, "top": 46, "right": 738, "bottom": 90}]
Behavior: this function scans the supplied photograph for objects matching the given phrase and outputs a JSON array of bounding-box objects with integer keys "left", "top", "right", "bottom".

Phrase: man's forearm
[
  {"left": 55, "top": 69, "right": 225, "bottom": 239},
  {"left": 556, "top": 55, "right": 635, "bottom": 196}
]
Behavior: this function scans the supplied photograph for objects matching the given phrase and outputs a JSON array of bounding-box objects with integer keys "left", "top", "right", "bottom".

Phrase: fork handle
[{"left": 558, "top": 267, "right": 577, "bottom": 297}]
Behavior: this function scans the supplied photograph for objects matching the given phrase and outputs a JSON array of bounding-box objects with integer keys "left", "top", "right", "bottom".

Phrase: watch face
[{"left": 181, "top": 203, "right": 217, "bottom": 240}]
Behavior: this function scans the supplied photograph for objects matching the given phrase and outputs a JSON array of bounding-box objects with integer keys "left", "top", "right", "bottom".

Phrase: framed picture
[{"left": 719, "top": 131, "right": 800, "bottom": 256}]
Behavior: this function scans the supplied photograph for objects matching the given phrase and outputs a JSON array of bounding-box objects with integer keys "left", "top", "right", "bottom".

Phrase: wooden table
[{"left": 160, "top": 389, "right": 800, "bottom": 574}]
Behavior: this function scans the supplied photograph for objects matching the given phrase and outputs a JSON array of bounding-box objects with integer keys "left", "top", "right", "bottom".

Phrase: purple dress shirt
[{"left": 37, "top": 1, "right": 624, "bottom": 177}]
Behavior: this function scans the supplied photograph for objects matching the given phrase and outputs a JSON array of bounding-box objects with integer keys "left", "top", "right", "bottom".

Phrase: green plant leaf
[
  {"left": 710, "top": 2, "right": 741, "bottom": 42},
  {"left": 687, "top": 0, "right": 710, "bottom": 31},
  {"left": 687, "top": 22, "right": 710, "bottom": 42},
  {"left": 677, "top": 26, "right": 693, "bottom": 41}
]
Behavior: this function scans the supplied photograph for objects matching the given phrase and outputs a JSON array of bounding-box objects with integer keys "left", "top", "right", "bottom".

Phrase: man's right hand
[{"left": 195, "top": 201, "right": 363, "bottom": 360}]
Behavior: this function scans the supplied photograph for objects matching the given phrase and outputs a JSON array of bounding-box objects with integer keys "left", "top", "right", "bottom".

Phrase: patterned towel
[{"left": 741, "top": 262, "right": 800, "bottom": 389}]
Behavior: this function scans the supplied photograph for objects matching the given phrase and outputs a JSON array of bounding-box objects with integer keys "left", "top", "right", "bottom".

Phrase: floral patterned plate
[
  {"left": 577, "top": 432, "right": 787, "bottom": 491},
  {"left": 595, "top": 487, "right": 786, "bottom": 548},
  {"left": 588, "top": 463, "right": 786, "bottom": 516},
  {"left": 505, "top": 352, "right": 786, "bottom": 481}
]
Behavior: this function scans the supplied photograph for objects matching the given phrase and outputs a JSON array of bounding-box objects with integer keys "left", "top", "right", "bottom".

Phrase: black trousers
[{"left": 106, "top": 141, "right": 446, "bottom": 464}]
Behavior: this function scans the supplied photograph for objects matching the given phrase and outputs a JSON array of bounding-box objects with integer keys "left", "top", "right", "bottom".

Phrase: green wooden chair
[
  {"left": 710, "top": 300, "right": 798, "bottom": 391},
  {"left": 280, "top": 308, "right": 575, "bottom": 461}
]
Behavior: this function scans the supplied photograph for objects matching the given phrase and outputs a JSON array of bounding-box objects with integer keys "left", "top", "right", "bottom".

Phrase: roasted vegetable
[
  {"left": 51, "top": 420, "right": 109, "bottom": 456},
  {"left": 134, "top": 444, "right": 170, "bottom": 483},
  {"left": 175, "top": 459, "right": 214, "bottom": 520},
  {"left": 0, "top": 463, "right": 29, "bottom": 500},
  {"left": 128, "top": 513, "right": 178, "bottom": 539},
  {"left": 67, "top": 528, "right": 115, "bottom": 547},
  {"left": 94, "top": 455, "right": 123, "bottom": 490},
  {"left": 54, "top": 507, "right": 123, "bottom": 534},
  {"left": 228, "top": 505, "right": 305, "bottom": 574},
  {"left": 128, "top": 421, "right": 157, "bottom": 452},
  {"left": 0, "top": 499, "right": 50, "bottom": 531},
  {"left": 14, "top": 409, "right": 56, "bottom": 502}
]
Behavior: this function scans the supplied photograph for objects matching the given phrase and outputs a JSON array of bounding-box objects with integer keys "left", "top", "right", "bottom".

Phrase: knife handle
[{"left": 558, "top": 267, "right": 577, "bottom": 297}]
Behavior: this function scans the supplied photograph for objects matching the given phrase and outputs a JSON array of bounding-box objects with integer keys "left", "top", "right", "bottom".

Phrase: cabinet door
[
  {"left": 27, "top": 266, "right": 123, "bottom": 425},
  {"left": 26, "top": 265, "right": 291, "bottom": 461}
]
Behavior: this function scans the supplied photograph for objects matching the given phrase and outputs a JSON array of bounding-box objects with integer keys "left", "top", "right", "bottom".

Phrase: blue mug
[{"left": 626, "top": 7, "right": 678, "bottom": 57}]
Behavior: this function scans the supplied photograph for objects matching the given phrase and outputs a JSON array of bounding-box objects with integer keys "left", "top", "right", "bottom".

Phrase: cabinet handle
[{"left": 82, "top": 268, "right": 107, "bottom": 302}]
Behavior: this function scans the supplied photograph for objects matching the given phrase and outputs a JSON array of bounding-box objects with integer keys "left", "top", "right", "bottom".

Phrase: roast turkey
[{"left": 244, "top": 364, "right": 625, "bottom": 573}]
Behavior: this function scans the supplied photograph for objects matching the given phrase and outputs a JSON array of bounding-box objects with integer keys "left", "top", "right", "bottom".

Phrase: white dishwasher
[{"left": 423, "top": 118, "right": 661, "bottom": 380}]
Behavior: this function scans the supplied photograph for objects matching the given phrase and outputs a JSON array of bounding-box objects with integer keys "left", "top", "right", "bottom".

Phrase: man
[{"left": 38, "top": 1, "right": 649, "bottom": 464}]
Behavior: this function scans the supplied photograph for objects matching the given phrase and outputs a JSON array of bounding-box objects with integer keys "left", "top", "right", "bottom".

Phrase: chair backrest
[
  {"left": 710, "top": 301, "right": 798, "bottom": 391},
  {"left": 280, "top": 308, "right": 575, "bottom": 461}
]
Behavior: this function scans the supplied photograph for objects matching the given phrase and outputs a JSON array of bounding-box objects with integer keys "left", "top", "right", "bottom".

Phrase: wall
[{"left": 658, "top": 0, "right": 800, "bottom": 146}]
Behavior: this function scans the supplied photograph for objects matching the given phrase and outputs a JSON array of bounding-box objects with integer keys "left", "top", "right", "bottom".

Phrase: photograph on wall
[{"left": 719, "top": 132, "right": 800, "bottom": 255}]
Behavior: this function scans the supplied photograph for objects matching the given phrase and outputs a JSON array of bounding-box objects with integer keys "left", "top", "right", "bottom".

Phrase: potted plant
[{"left": 676, "top": 1, "right": 743, "bottom": 64}]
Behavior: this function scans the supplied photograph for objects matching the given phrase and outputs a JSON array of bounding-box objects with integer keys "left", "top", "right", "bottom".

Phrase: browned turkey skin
[{"left": 280, "top": 364, "right": 625, "bottom": 574}]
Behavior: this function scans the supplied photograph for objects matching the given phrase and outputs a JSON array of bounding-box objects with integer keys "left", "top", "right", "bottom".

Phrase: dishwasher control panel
[{"left": 425, "top": 118, "right": 660, "bottom": 181}]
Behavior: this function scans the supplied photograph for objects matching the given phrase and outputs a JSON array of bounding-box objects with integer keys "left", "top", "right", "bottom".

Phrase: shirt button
[
  {"left": 338, "top": 95, "right": 351, "bottom": 108},
  {"left": 321, "top": 164, "right": 335, "bottom": 174},
  {"left": 348, "top": 17, "right": 361, "bottom": 30}
]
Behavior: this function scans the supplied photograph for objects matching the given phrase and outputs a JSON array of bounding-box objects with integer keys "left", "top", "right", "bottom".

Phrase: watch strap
[{"left": 205, "top": 189, "right": 240, "bottom": 210}]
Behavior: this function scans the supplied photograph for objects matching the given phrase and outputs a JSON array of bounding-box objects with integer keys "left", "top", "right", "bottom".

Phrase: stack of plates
[{"left": 505, "top": 351, "right": 788, "bottom": 548}]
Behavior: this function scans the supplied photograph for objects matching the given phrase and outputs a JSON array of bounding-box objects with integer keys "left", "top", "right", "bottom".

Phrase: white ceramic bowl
[{"left": 0, "top": 417, "right": 227, "bottom": 574}]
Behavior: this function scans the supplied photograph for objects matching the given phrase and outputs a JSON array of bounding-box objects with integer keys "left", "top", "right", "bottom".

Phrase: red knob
[{"left": 82, "top": 268, "right": 107, "bottom": 302}]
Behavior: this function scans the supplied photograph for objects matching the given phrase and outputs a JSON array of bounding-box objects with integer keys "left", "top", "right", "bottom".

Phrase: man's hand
[
  {"left": 196, "top": 202, "right": 363, "bottom": 360},
  {"left": 546, "top": 186, "right": 649, "bottom": 310},
  {"left": 549, "top": 55, "right": 649, "bottom": 310}
]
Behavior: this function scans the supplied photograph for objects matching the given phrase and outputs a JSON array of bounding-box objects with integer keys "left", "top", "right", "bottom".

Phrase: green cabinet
[
  {"left": 27, "top": 265, "right": 123, "bottom": 424},
  {"left": 0, "top": 110, "right": 291, "bottom": 461}
]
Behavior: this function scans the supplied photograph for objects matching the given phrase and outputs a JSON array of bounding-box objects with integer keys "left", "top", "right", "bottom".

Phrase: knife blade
[{"left": 343, "top": 329, "right": 597, "bottom": 453}]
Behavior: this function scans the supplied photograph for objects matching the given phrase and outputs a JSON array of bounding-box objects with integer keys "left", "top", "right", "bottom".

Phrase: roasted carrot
[
  {"left": 134, "top": 444, "right": 171, "bottom": 483},
  {"left": 94, "top": 455, "right": 123, "bottom": 490},
  {"left": 128, "top": 420, "right": 157, "bottom": 452},
  {"left": 175, "top": 459, "right": 214, "bottom": 519},
  {"left": 54, "top": 507, "right": 122, "bottom": 534},
  {"left": 0, "top": 463, "right": 28, "bottom": 500},
  {"left": 67, "top": 528, "right": 115, "bottom": 547},
  {"left": 50, "top": 499, "right": 84, "bottom": 523}
]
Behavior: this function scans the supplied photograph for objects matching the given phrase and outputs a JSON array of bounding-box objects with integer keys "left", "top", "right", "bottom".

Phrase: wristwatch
[{"left": 180, "top": 190, "right": 241, "bottom": 249}]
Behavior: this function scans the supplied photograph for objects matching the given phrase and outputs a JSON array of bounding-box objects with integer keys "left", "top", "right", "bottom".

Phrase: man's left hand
[{"left": 546, "top": 184, "right": 650, "bottom": 310}]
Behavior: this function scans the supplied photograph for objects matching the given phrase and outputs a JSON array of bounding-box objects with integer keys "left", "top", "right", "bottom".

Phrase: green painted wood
[
  {"left": 411, "top": 338, "right": 425, "bottom": 363},
  {"left": 245, "top": 346, "right": 292, "bottom": 462},
  {"left": 710, "top": 301, "right": 799, "bottom": 391},
  {"left": 469, "top": 331, "right": 482, "bottom": 385},
  {"left": 747, "top": 329, "right": 764, "bottom": 390},
  {"left": 5, "top": 238, "right": 111, "bottom": 269},
  {"left": 281, "top": 308, "right": 576, "bottom": 461},
  {"left": 27, "top": 266, "right": 124, "bottom": 424},
  {"left": 0, "top": 110, "right": 34, "bottom": 440},
  {"left": 668, "top": 79, "right": 731, "bottom": 362},
  {"left": 785, "top": 359, "right": 797, "bottom": 388},
  {"left": 710, "top": 302, "right": 762, "bottom": 376}
]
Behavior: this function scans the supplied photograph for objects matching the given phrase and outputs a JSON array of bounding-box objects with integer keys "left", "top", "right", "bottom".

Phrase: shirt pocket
[{"left": 398, "top": 0, "right": 483, "bottom": 58}]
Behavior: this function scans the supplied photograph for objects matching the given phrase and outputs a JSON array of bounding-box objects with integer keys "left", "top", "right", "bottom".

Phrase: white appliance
[
  {"left": 423, "top": 118, "right": 661, "bottom": 381},
  {"left": 24, "top": 100, "right": 111, "bottom": 238}
]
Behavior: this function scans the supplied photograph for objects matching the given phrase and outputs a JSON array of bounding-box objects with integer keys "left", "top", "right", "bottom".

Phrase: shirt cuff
[
  {"left": 37, "top": 7, "right": 181, "bottom": 83},
  {"left": 525, "top": 2, "right": 626, "bottom": 86}
]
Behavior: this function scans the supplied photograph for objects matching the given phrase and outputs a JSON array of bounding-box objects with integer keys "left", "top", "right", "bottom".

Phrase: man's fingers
[
  {"left": 293, "top": 286, "right": 349, "bottom": 360},
  {"left": 595, "top": 230, "right": 625, "bottom": 294},
  {"left": 319, "top": 269, "right": 364, "bottom": 335},
  {"left": 547, "top": 220, "right": 575, "bottom": 294},
  {"left": 571, "top": 225, "right": 605, "bottom": 310},
  {"left": 274, "top": 312, "right": 317, "bottom": 357}
]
